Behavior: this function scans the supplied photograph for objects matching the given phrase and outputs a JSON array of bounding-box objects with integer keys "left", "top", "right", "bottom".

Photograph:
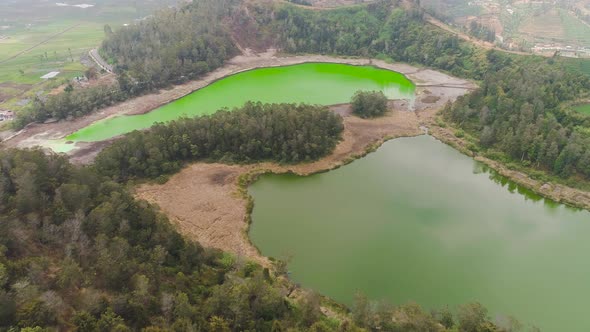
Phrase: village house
[{"left": 0, "top": 110, "right": 14, "bottom": 121}]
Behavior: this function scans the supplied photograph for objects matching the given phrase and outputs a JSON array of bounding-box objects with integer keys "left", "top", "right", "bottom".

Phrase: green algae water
[
  {"left": 249, "top": 135, "right": 590, "bottom": 332},
  {"left": 62, "top": 63, "right": 414, "bottom": 145}
]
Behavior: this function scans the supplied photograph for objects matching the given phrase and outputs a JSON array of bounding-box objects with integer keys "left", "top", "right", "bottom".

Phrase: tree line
[
  {"left": 13, "top": 0, "right": 241, "bottom": 129},
  {"left": 95, "top": 102, "right": 344, "bottom": 181},
  {"left": 443, "top": 56, "right": 590, "bottom": 182},
  {"left": 0, "top": 148, "right": 515, "bottom": 331},
  {"left": 265, "top": 0, "right": 590, "bottom": 184},
  {"left": 14, "top": 83, "right": 127, "bottom": 128}
]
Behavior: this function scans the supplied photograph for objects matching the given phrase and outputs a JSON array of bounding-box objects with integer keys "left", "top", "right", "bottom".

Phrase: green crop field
[
  {"left": 559, "top": 9, "right": 590, "bottom": 45},
  {"left": 0, "top": 21, "right": 105, "bottom": 84},
  {"left": 0, "top": 0, "right": 181, "bottom": 109}
]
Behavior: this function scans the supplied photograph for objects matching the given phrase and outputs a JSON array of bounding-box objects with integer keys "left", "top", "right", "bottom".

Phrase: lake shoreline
[
  {"left": 134, "top": 64, "right": 474, "bottom": 265},
  {"left": 1, "top": 50, "right": 474, "bottom": 163},
  {"left": 428, "top": 118, "right": 590, "bottom": 211}
]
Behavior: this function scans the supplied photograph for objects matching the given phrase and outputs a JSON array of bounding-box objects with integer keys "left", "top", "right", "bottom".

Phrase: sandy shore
[
  {"left": 2, "top": 50, "right": 474, "bottom": 163},
  {"left": 135, "top": 68, "right": 474, "bottom": 264}
]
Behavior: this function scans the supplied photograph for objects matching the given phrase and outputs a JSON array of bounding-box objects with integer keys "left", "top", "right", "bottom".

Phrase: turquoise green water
[
  {"left": 249, "top": 135, "right": 590, "bottom": 332},
  {"left": 53, "top": 63, "right": 414, "bottom": 151}
]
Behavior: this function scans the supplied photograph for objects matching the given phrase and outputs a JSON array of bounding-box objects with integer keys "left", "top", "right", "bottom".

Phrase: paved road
[{"left": 89, "top": 48, "right": 113, "bottom": 73}]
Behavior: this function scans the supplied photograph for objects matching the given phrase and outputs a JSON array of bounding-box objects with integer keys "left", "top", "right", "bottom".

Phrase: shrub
[{"left": 351, "top": 90, "right": 389, "bottom": 118}]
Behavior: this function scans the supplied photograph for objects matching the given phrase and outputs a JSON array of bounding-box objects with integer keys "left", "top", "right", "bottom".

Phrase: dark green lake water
[
  {"left": 61, "top": 63, "right": 414, "bottom": 146},
  {"left": 249, "top": 135, "right": 590, "bottom": 332}
]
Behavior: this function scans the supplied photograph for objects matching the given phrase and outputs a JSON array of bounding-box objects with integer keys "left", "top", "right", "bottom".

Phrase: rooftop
[{"left": 41, "top": 71, "right": 60, "bottom": 79}]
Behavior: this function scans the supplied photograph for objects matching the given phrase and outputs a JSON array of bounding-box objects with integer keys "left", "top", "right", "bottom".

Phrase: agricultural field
[
  {"left": 519, "top": 8, "right": 590, "bottom": 45},
  {"left": 421, "top": 0, "right": 484, "bottom": 20},
  {"left": 519, "top": 8, "right": 566, "bottom": 42},
  {"left": 421, "top": 0, "right": 590, "bottom": 52},
  {"left": 0, "top": 0, "right": 182, "bottom": 111},
  {"left": 559, "top": 8, "right": 590, "bottom": 45}
]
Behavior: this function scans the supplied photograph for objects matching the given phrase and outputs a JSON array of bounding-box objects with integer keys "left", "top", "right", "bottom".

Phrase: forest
[
  {"left": 95, "top": 102, "right": 344, "bottom": 181},
  {"left": 0, "top": 144, "right": 509, "bottom": 332},
  {"left": 100, "top": 0, "right": 239, "bottom": 92},
  {"left": 3, "top": 0, "right": 590, "bottom": 329},
  {"left": 262, "top": 0, "right": 590, "bottom": 183},
  {"left": 443, "top": 57, "right": 590, "bottom": 183}
]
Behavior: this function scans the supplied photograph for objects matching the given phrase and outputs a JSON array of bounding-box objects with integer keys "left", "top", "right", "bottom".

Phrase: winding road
[{"left": 89, "top": 48, "right": 113, "bottom": 73}]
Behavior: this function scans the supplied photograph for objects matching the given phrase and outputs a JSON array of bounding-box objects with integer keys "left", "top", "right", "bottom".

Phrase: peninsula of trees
[{"left": 95, "top": 102, "right": 344, "bottom": 181}]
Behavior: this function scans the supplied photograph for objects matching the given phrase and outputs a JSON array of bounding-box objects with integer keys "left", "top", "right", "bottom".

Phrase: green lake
[
  {"left": 54, "top": 63, "right": 414, "bottom": 151},
  {"left": 249, "top": 135, "right": 590, "bottom": 332}
]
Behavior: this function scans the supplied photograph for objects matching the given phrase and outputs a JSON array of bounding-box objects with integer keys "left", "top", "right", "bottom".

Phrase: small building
[
  {"left": 41, "top": 71, "right": 60, "bottom": 79},
  {"left": 0, "top": 110, "right": 14, "bottom": 121}
]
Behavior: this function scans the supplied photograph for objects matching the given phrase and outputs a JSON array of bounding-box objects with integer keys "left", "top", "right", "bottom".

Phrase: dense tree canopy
[
  {"left": 443, "top": 55, "right": 590, "bottom": 182},
  {"left": 101, "top": 0, "right": 239, "bottom": 92},
  {"left": 351, "top": 90, "right": 389, "bottom": 118},
  {"left": 0, "top": 149, "right": 511, "bottom": 331},
  {"left": 95, "top": 102, "right": 344, "bottom": 181}
]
